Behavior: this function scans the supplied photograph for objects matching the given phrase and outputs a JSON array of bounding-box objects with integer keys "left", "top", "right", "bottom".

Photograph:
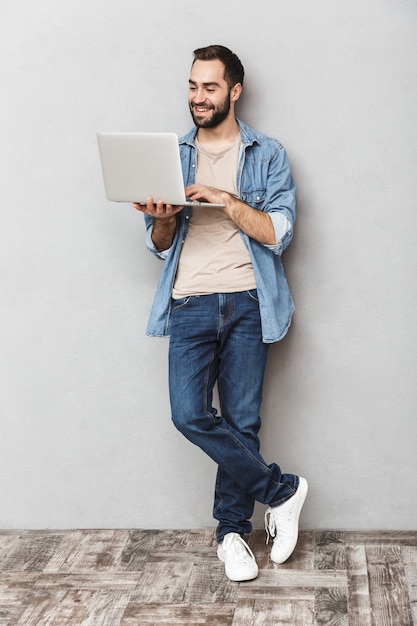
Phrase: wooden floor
[{"left": 0, "top": 529, "right": 416, "bottom": 625}]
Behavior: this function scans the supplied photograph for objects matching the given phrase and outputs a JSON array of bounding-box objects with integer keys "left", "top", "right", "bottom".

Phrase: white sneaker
[
  {"left": 265, "top": 477, "right": 308, "bottom": 564},
  {"left": 217, "top": 532, "right": 259, "bottom": 582}
]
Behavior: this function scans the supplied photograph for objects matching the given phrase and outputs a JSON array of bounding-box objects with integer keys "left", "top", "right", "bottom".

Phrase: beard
[{"left": 189, "top": 91, "right": 231, "bottom": 129}]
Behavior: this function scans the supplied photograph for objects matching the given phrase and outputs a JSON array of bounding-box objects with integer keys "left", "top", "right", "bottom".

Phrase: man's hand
[
  {"left": 133, "top": 197, "right": 184, "bottom": 218},
  {"left": 133, "top": 197, "right": 183, "bottom": 251},
  {"left": 185, "top": 185, "right": 226, "bottom": 207}
]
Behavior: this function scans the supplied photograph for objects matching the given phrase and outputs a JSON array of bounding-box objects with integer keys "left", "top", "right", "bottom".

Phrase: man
[{"left": 134, "top": 45, "right": 307, "bottom": 582}]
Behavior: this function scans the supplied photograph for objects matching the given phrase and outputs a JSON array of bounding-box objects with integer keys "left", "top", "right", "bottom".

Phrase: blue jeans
[{"left": 168, "top": 291, "right": 298, "bottom": 542}]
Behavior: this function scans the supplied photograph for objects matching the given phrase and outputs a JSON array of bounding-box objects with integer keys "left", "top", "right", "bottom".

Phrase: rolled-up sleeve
[
  {"left": 265, "top": 212, "right": 293, "bottom": 255},
  {"left": 263, "top": 145, "right": 296, "bottom": 256}
]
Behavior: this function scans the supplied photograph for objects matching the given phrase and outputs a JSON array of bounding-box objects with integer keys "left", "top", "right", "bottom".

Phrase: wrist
[
  {"left": 153, "top": 215, "right": 176, "bottom": 228},
  {"left": 222, "top": 192, "right": 239, "bottom": 216}
]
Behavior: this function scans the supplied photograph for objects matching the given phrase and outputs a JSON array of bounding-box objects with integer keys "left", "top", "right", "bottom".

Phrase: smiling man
[{"left": 134, "top": 45, "right": 308, "bottom": 582}]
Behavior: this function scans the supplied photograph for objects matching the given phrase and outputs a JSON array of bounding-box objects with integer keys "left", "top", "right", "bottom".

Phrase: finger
[
  {"left": 155, "top": 200, "right": 166, "bottom": 214},
  {"left": 146, "top": 196, "right": 155, "bottom": 210},
  {"left": 185, "top": 185, "right": 199, "bottom": 196},
  {"left": 133, "top": 202, "right": 147, "bottom": 212}
]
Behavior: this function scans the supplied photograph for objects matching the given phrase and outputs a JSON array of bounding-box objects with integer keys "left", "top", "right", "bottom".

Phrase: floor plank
[
  {"left": 402, "top": 546, "right": 417, "bottom": 626},
  {"left": 232, "top": 598, "right": 314, "bottom": 626},
  {"left": 366, "top": 545, "right": 414, "bottom": 626},
  {"left": 120, "top": 602, "right": 235, "bottom": 625},
  {"left": 346, "top": 544, "right": 372, "bottom": 626}
]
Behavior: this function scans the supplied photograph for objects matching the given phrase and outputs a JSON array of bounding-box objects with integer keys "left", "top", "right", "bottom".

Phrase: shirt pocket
[{"left": 240, "top": 188, "right": 267, "bottom": 209}]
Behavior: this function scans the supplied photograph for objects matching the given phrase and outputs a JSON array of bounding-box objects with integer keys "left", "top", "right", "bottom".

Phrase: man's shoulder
[{"left": 237, "top": 119, "right": 284, "bottom": 151}]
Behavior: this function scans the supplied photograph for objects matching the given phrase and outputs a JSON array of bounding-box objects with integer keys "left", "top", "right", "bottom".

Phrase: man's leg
[
  {"left": 213, "top": 290, "right": 268, "bottom": 541},
  {"left": 168, "top": 292, "right": 306, "bottom": 576}
]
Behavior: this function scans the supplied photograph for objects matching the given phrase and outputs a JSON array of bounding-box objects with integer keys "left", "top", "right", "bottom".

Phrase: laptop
[{"left": 97, "top": 132, "right": 225, "bottom": 208}]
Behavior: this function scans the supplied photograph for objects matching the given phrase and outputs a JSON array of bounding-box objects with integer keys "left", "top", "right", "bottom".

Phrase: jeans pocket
[
  {"left": 171, "top": 295, "right": 192, "bottom": 313},
  {"left": 246, "top": 289, "right": 259, "bottom": 303}
]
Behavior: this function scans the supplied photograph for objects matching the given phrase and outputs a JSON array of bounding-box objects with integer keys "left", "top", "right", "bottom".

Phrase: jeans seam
[{"left": 203, "top": 343, "right": 217, "bottom": 415}]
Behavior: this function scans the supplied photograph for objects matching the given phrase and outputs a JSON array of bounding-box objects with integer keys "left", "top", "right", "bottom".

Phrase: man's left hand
[{"left": 185, "top": 185, "right": 227, "bottom": 207}]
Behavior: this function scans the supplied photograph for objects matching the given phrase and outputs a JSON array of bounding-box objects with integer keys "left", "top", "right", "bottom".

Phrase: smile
[{"left": 193, "top": 105, "right": 212, "bottom": 113}]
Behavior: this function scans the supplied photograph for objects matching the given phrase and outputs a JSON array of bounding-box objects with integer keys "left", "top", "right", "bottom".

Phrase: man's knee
[{"left": 171, "top": 408, "right": 212, "bottom": 440}]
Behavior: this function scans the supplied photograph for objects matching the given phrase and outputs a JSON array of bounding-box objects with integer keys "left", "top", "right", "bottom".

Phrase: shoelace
[
  {"left": 223, "top": 534, "right": 256, "bottom": 563},
  {"left": 264, "top": 509, "right": 278, "bottom": 545}
]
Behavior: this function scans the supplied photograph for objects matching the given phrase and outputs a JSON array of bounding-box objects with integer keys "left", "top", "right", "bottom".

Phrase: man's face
[{"left": 188, "top": 59, "right": 233, "bottom": 129}]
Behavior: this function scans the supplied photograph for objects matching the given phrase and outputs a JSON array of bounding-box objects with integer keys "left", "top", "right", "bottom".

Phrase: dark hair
[{"left": 192, "top": 45, "right": 244, "bottom": 88}]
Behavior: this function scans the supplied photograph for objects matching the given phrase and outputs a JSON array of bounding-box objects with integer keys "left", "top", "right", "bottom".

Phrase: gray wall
[{"left": 1, "top": 0, "right": 416, "bottom": 530}]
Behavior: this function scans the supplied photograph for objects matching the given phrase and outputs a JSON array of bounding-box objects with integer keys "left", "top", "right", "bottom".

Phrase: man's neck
[{"left": 196, "top": 117, "right": 240, "bottom": 151}]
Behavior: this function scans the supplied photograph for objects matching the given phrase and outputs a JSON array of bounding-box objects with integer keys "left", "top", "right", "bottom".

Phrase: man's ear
[{"left": 231, "top": 83, "right": 242, "bottom": 102}]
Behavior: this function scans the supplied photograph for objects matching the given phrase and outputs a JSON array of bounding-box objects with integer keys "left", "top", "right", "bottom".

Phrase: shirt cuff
[{"left": 264, "top": 213, "right": 292, "bottom": 254}]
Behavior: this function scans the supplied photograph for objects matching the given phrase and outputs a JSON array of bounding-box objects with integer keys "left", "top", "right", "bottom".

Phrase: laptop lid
[{"left": 97, "top": 132, "right": 225, "bottom": 208}]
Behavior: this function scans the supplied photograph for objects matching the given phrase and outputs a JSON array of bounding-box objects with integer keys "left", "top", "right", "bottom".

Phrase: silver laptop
[{"left": 97, "top": 132, "right": 225, "bottom": 208}]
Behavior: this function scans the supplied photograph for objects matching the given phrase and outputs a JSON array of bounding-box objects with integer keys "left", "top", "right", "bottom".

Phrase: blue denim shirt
[{"left": 144, "top": 118, "right": 296, "bottom": 343}]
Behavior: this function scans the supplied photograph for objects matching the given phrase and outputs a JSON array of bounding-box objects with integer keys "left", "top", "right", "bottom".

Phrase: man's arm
[
  {"left": 150, "top": 216, "right": 177, "bottom": 251},
  {"left": 185, "top": 185, "right": 276, "bottom": 245},
  {"left": 133, "top": 198, "right": 182, "bottom": 252}
]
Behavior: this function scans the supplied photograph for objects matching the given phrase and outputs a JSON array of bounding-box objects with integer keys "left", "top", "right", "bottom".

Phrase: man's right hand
[{"left": 133, "top": 197, "right": 184, "bottom": 218}]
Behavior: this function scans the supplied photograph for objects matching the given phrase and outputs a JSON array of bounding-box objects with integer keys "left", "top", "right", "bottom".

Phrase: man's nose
[{"left": 193, "top": 88, "right": 206, "bottom": 102}]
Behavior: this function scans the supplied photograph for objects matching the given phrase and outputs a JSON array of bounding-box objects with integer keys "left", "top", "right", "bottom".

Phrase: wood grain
[
  {"left": 0, "top": 529, "right": 415, "bottom": 625},
  {"left": 403, "top": 546, "right": 417, "bottom": 626}
]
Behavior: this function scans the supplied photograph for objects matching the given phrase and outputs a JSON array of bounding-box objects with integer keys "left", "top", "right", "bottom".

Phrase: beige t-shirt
[{"left": 172, "top": 135, "right": 256, "bottom": 299}]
